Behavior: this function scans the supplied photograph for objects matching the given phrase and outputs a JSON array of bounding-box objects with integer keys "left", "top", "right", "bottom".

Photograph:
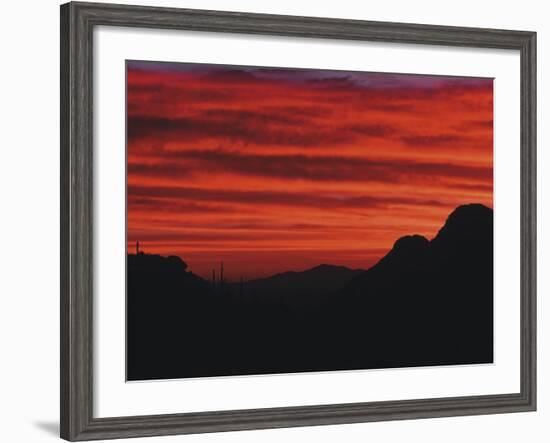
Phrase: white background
[
  {"left": 0, "top": 0, "right": 547, "bottom": 442},
  {"left": 95, "top": 26, "right": 521, "bottom": 417}
]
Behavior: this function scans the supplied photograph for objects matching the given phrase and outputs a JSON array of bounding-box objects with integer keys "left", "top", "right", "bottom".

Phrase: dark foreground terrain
[{"left": 127, "top": 204, "right": 493, "bottom": 381}]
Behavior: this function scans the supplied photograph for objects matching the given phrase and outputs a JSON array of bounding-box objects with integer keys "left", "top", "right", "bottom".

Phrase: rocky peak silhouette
[
  {"left": 431, "top": 203, "right": 493, "bottom": 249},
  {"left": 384, "top": 234, "right": 430, "bottom": 263}
]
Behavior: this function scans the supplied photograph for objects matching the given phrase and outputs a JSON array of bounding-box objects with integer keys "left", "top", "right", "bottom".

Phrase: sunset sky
[{"left": 126, "top": 61, "right": 493, "bottom": 281}]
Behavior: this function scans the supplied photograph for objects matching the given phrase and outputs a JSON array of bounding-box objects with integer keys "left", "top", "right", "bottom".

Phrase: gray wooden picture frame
[{"left": 60, "top": 2, "right": 536, "bottom": 441}]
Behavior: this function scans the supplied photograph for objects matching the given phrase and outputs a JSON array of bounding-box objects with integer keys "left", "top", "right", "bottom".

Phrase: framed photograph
[{"left": 60, "top": 2, "right": 536, "bottom": 440}]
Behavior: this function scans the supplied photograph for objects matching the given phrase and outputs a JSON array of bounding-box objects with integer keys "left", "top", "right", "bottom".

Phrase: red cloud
[{"left": 126, "top": 61, "right": 493, "bottom": 279}]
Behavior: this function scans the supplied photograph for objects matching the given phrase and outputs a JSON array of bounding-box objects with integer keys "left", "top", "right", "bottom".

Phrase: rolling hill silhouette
[
  {"left": 235, "top": 264, "right": 364, "bottom": 308},
  {"left": 127, "top": 203, "right": 493, "bottom": 381}
]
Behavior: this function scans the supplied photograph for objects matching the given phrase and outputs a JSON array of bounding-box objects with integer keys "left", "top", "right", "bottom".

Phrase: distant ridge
[{"left": 241, "top": 263, "right": 365, "bottom": 308}]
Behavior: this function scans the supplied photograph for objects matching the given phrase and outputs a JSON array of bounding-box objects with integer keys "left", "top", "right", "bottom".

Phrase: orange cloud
[{"left": 127, "top": 61, "right": 493, "bottom": 280}]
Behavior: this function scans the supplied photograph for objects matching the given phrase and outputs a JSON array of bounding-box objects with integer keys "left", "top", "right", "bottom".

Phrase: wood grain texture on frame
[{"left": 60, "top": 2, "right": 536, "bottom": 440}]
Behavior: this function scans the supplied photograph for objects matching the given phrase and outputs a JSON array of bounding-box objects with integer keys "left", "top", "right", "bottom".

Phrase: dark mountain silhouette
[
  {"left": 127, "top": 203, "right": 493, "bottom": 381},
  {"left": 332, "top": 203, "right": 494, "bottom": 368},
  {"left": 236, "top": 264, "right": 364, "bottom": 308}
]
